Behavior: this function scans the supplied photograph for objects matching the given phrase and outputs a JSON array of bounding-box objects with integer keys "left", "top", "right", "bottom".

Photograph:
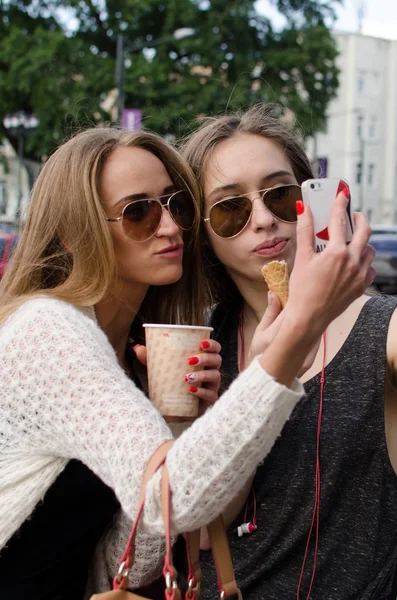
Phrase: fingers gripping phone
[{"left": 301, "top": 178, "right": 354, "bottom": 253}]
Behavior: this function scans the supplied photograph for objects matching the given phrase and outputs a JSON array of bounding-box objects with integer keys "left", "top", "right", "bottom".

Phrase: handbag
[{"left": 91, "top": 440, "right": 241, "bottom": 600}]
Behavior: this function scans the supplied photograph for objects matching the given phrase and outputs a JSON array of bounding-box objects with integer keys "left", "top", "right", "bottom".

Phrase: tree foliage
[{"left": 0, "top": 0, "right": 342, "bottom": 160}]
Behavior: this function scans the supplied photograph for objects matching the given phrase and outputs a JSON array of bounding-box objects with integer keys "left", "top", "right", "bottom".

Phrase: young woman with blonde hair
[
  {"left": 0, "top": 125, "right": 373, "bottom": 600},
  {"left": 181, "top": 104, "right": 397, "bottom": 599}
]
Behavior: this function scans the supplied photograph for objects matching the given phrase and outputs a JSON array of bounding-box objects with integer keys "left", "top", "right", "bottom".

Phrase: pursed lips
[
  {"left": 156, "top": 243, "right": 184, "bottom": 256},
  {"left": 253, "top": 238, "right": 288, "bottom": 253}
]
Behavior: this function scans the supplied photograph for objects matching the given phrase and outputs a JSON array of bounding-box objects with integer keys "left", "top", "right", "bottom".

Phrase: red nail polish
[
  {"left": 188, "top": 356, "right": 199, "bottom": 366},
  {"left": 201, "top": 340, "right": 210, "bottom": 350},
  {"left": 341, "top": 185, "right": 350, "bottom": 199},
  {"left": 296, "top": 200, "right": 304, "bottom": 216},
  {"left": 189, "top": 386, "right": 198, "bottom": 393}
]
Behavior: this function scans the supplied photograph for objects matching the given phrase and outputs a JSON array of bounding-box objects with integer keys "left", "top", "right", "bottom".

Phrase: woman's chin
[{"left": 148, "top": 266, "right": 183, "bottom": 287}]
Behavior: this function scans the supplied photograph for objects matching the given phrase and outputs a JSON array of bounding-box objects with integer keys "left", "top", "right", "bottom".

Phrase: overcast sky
[{"left": 256, "top": 0, "right": 397, "bottom": 40}]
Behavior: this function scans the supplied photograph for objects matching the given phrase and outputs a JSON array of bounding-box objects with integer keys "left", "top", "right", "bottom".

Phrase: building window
[
  {"left": 369, "top": 117, "right": 376, "bottom": 138},
  {"left": 368, "top": 163, "right": 375, "bottom": 186},
  {"left": 356, "top": 162, "right": 362, "bottom": 184},
  {"left": 0, "top": 181, "right": 7, "bottom": 215},
  {"left": 357, "top": 75, "right": 365, "bottom": 94},
  {"left": 356, "top": 114, "right": 364, "bottom": 137}
]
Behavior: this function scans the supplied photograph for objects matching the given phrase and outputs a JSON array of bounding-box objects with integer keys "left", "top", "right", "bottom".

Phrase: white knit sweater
[{"left": 0, "top": 297, "right": 304, "bottom": 590}]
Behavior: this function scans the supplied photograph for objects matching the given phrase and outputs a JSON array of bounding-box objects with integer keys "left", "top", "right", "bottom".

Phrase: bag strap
[
  {"left": 184, "top": 529, "right": 202, "bottom": 600},
  {"left": 207, "top": 517, "right": 241, "bottom": 600},
  {"left": 183, "top": 516, "right": 240, "bottom": 600},
  {"left": 113, "top": 439, "right": 240, "bottom": 600},
  {"left": 113, "top": 440, "right": 174, "bottom": 591},
  {"left": 160, "top": 461, "right": 240, "bottom": 600},
  {"left": 160, "top": 459, "right": 181, "bottom": 600}
]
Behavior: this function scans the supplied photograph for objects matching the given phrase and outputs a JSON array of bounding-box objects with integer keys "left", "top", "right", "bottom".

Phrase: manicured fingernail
[
  {"left": 201, "top": 340, "right": 210, "bottom": 350},
  {"left": 189, "top": 386, "right": 198, "bottom": 393},
  {"left": 267, "top": 291, "right": 273, "bottom": 307},
  {"left": 341, "top": 186, "right": 350, "bottom": 199},
  {"left": 188, "top": 356, "right": 199, "bottom": 366},
  {"left": 296, "top": 200, "right": 304, "bottom": 215},
  {"left": 184, "top": 373, "right": 198, "bottom": 382}
]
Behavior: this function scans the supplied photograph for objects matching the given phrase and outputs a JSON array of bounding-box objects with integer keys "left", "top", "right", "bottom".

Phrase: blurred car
[
  {"left": 370, "top": 225, "right": 397, "bottom": 292},
  {"left": 371, "top": 224, "right": 397, "bottom": 236},
  {"left": 0, "top": 232, "right": 19, "bottom": 280}
]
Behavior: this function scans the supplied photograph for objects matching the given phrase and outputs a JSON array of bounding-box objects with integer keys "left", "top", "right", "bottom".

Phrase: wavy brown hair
[
  {"left": 0, "top": 127, "right": 210, "bottom": 327},
  {"left": 180, "top": 104, "right": 314, "bottom": 306}
]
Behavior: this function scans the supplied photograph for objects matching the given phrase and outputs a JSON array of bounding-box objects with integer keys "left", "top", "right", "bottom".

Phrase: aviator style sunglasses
[
  {"left": 203, "top": 184, "right": 302, "bottom": 238},
  {"left": 105, "top": 190, "right": 196, "bottom": 243}
]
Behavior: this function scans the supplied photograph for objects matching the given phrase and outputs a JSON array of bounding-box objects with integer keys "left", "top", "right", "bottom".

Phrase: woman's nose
[
  {"left": 250, "top": 196, "right": 276, "bottom": 230},
  {"left": 156, "top": 206, "right": 181, "bottom": 237}
]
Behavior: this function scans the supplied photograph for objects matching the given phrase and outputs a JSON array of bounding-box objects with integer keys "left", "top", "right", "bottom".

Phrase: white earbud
[{"left": 237, "top": 522, "right": 257, "bottom": 537}]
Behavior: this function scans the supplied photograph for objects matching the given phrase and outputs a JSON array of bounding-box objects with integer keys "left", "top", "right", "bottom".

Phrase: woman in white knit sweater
[{"left": 0, "top": 127, "right": 374, "bottom": 600}]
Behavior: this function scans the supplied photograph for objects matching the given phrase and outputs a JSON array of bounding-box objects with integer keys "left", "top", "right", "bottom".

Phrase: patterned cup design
[{"left": 144, "top": 325, "right": 213, "bottom": 418}]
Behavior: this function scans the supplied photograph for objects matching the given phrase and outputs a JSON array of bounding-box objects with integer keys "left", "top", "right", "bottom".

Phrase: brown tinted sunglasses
[{"left": 204, "top": 184, "right": 301, "bottom": 238}]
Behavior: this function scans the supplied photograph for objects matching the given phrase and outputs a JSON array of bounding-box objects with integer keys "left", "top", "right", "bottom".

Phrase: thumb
[
  {"left": 133, "top": 344, "right": 147, "bottom": 366},
  {"left": 295, "top": 199, "right": 315, "bottom": 264},
  {"left": 256, "top": 292, "right": 282, "bottom": 333}
]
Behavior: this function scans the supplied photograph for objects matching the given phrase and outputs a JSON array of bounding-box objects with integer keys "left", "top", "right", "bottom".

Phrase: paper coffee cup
[{"left": 143, "top": 324, "right": 213, "bottom": 419}]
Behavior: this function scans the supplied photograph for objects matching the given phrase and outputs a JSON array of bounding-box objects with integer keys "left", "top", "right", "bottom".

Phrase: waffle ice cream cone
[{"left": 261, "top": 260, "right": 289, "bottom": 309}]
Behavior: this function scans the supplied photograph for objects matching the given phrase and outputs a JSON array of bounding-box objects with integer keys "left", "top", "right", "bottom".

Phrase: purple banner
[
  {"left": 317, "top": 157, "right": 328, "bottom": 178},
  {"left": 121, "top": 109, "right": 142, "bottom": 131}
]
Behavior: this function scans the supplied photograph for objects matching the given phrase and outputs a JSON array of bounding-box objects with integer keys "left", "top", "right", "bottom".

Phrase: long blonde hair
[{"left": 0, "top": 127, "right": 210, "bottom": 326}]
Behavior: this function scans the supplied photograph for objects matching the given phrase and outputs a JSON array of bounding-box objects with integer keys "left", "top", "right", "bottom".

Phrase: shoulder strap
[
  {"left": 162, "top": 466, "right": 239, "bottom": 600},
  {"left": 160, "top": 461, "right": 181, "bottom": 600},
  {"left": 114, "top": 439, "right": 240, "bottom": 600},
  {"left": 114, "top": 440, "right": 174, "bottom": 590},
  {"left": 207, "top": 517, "right": 240, "bottom": 599},
  {"left": 184, "top": 529, "right": 202, "bottom": 599}
]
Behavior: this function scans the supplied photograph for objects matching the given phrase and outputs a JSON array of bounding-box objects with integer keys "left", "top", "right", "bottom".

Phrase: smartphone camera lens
[{"left": 310, "top": 183, "right": 315, "bottom": 189}]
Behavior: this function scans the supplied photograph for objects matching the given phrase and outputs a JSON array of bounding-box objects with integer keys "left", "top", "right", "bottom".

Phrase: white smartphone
[{"left": 301, "top": 178, "right": 354, "bottom": 253}]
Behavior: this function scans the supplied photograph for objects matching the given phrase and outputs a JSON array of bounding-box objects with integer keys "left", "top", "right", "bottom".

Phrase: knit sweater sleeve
[{"left": 1, "top": 298, "right": 304, "bottom": 536}]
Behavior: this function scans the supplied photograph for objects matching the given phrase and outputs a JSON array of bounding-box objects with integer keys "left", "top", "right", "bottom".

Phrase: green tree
[
  {"left": 0, "top": 0, "right": 342, "bottom": 161},
  {"left": 0, "top": 4, "right": 113, "bottom": 159}
]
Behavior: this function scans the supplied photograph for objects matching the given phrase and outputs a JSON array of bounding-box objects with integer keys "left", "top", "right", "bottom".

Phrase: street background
[{"left": 1, "top": 0, "right": 397, "bottom": 234}]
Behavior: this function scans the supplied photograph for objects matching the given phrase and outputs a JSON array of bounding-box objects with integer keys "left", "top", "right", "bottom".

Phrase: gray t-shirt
[{"left": 194, "top": 295, "right": 397, "bottom": 600}]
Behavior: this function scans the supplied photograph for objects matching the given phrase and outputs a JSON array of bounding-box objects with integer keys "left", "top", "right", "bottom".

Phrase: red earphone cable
[
  {"left": 296, "top": 330, "right": 327, "bottom": 600},
  {"left": 239, "top": 304, "right": 327, "bottom": 598}
]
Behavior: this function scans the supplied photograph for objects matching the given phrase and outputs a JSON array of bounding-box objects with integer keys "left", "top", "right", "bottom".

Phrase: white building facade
[{"left": 307, "top": 32, "right": 397, "bottom": 224}]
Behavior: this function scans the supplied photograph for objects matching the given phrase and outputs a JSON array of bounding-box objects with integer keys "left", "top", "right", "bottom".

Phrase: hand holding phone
[{"left": 301, "top": 178, "right": 354, "bottom": 253}]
